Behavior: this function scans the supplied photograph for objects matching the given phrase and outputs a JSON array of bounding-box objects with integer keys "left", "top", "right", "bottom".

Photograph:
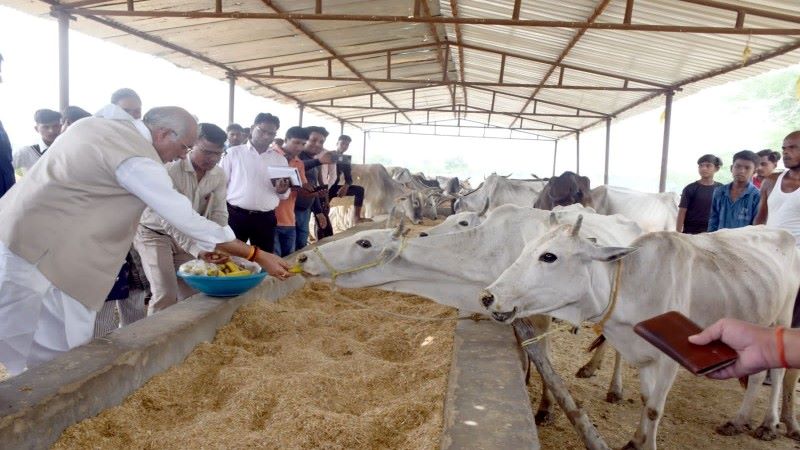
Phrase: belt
[{"left": 227, "top": 203, "right": 275, "bottom": 215}]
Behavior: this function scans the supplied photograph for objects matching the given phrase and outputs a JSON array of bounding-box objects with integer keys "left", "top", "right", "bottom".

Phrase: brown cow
[{"left": 533, "top": 171, "right": 593, "bottom": 210}]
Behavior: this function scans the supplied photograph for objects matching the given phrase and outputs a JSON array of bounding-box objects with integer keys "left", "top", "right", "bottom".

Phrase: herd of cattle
[{"left": 298, "top": 165, "right": 800, "bottom": 450}]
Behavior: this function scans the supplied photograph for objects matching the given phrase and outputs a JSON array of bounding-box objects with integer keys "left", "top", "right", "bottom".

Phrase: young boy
[
  {"left": 707, "top": 150, "right": 761, "bottom": 231},
  {"left": 677, "top": 154, "right": 722, "bottom": 234},
  {"left": 13, "top": 109, "right": 62, "bottom": 175}
]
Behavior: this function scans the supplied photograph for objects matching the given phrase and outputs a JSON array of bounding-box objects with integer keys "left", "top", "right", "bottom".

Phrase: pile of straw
[{"left": 54, "top": 282, "right": 456, "bottom": 449}]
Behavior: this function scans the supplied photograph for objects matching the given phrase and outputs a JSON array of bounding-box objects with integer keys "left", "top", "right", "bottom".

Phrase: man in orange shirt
[{"left": 274, "top": 126, "right": 312, "bottom": 256}]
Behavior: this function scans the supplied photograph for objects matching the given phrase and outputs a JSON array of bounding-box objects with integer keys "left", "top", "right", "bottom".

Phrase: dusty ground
[
  {"left": 533, "top": 325, "right": 800, "bottom": 449},
  {"left": 53, "top": 282, "right": 455, "bottom": 450}
]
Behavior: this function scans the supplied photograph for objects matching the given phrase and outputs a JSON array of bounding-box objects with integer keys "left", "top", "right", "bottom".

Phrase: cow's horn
[
  {"left": 478, "top": 198, "right": 490, "bottom": 217},
  {"left": 392, "top": 217, "right": 406, "bottom": 238},
  {"left": 571, "top": 215, "right": 583, "bottom": 236},
  {"left": 385, "top": 205, "right": 397, "bottom": 228},
  {"left": 549, "top": 212, "right": 558, "bottom": 226}
]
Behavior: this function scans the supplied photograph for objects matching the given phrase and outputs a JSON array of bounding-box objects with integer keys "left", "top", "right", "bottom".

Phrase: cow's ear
[{"left": 589, "top": 246, "right": 637, "bottom": 262}]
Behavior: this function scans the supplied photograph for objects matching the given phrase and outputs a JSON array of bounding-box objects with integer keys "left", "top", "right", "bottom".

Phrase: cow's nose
[
  {"left": 419, "top": 232, "right": 428, "bottom": 237},
  {"left": 480, "top": 291, "right": 494, "bottom": 308},
  {"left": 297, "top": 254, "right": 308, "bottom": 264}
]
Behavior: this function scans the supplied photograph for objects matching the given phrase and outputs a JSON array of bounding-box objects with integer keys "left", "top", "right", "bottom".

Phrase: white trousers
[{"left": 0, "top": 242, "right": 96, "bottom": 377}]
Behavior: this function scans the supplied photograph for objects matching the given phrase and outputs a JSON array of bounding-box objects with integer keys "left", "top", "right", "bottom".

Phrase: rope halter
[{"left": 311, "top": 235, "right": 409, "bottom": 285}]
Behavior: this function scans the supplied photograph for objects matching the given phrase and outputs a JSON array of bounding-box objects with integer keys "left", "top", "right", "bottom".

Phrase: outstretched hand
[
  {"left": 255, "top": 250, "right": 293, "bottom": 280},
  {"left": 689, "top": 318, "right": 776, "bottom": 379},
  {"left": 199, "top": 251, "right": 229, "bottom": 264}
]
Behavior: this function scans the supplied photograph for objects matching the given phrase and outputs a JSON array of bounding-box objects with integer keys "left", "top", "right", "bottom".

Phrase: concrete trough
[{"left": 0, "top": 222, "right": 538, "bottom": 449}]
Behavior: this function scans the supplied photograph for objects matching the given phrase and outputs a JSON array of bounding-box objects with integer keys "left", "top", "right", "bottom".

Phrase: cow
[
  {"left": 453, "top": 174, "right": 547, "bottom": 213},
  {"left": 297, "top": 204, "right": 643, "bottom": 423},
  {"left": 591, "top": 185, "right": 678, "bottom": 232},
  {"left": 481, "top": 222, "right": 800, "bottom": 450},
  {"left": 418, "top": 199, "right": 489, "bottom": 237},
  {"left": 327, "top": 164, "right": 428, "bottom": 233},
  {"left": 534, "top": 171, "right": 594, "bottom": 210}
]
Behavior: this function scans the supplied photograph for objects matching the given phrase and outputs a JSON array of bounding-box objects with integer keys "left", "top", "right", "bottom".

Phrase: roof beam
[
  {"left": 449, "top": 0, "right": 468, "bottom": 108},
  {"left": 257, "top": 0, "right": 413, "bottom": 123},
  {"left": 510, "top": 0, "right": 612, "bottom": 127},
  {"left": 313, "top": 104, "right": 605, "bottom": 118},
  {"left": 467, "top": 86, "right": 612, "bottom": 117},
  {"left": 419, "top": 0, "right": 457, "bottom": 117},
  {"left": 678, "top": 0, "right": 800, "bottom": 25},
  {"left": 66, "top": 9, "right": 800, "bottom": 34}
]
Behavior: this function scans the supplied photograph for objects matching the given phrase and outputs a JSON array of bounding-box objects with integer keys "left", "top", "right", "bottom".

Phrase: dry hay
[
  {"left": 535, "top": 325, "right": 800, "bottom": 449},
  {"left": 53, "top": 282, "right": 456, "bottom": 450}
]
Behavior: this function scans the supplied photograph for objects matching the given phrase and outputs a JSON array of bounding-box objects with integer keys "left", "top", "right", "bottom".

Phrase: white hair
[{"left": 142, "top": 106, "right": 197, "bottom": 140}]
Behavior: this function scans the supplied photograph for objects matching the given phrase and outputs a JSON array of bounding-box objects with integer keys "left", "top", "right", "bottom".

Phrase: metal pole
[
  {"left": 362, "top": 131, "right": 367, "bottom": 164},
  {"left": 298, "top": 104, "right": 305, "bottom": 126},
  {"left": 58, "top": 11, "right": 69, "bottom": 113},
  {"left": 575, "top": 131, "right": 581, "bottom": 175},
  {"left": 604, "top": 117, "right": 611, "bottom": 185},
  {"left": 659, "top": 91, "right": 674, "bottom": 193},
  {"left": 339, "top": 121, "right": 344, "bottom": 136},
  {"left": 227, "top": 74, "right": 236, "bottom": 125},
  {"left": 552, "top": 140, "right": 558, "bottom": 177}
]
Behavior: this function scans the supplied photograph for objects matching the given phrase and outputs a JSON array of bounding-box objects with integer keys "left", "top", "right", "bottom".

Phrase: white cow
[
  {"left": 591, "top": 185, "right": 678, "bottom": 232},
  {"left": 298, "top": 204, "right": 643, "bottom": 422},
  {"left": 482, "top": 223, "right": 800, "bottom": 450},
  {"left": 454, "top": 174, "right": 547, "bottom": 213}
]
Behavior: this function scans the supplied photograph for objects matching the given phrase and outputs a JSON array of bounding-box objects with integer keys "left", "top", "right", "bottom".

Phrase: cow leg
[
  {"left": 576, "top": 339, "right": 606, "bottom": 378},
  {"left": 715, "top": 370, "right": 767, "bottom": 436},
  {"left": 750, "top": 367, "right": 785, "bottom": 440},
  {"left": 623, "top": 357, "right": 678, "bottom": 450},
  {"left": 606, "top": 350, "right": 624, "bottom": 403},
  {"left": 781, "top": 368, "right": 800, "bottom": 440},
  {"left": 534, "top": 318, "right": 556, "bottom": 425}
]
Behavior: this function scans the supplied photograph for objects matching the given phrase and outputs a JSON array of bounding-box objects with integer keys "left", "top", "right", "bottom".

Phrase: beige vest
[{"left": 0, "top": 117, "right": 161, "bottom": 311}]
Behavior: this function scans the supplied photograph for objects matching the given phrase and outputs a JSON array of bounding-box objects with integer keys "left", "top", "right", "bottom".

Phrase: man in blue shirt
[{"left": 708, "top": 150, "right": 761, "bottom": 231}]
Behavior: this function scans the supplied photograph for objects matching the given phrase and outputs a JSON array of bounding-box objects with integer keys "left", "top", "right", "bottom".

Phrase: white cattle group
[{"left": 304, "top": 166, "right": 799, "bottom": 448}]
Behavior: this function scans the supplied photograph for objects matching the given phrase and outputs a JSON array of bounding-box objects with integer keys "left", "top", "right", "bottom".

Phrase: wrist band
[
  {"left": 777, "top": 326, "right": 789, "bottom": 369},
  {"left": 246, "top": 245, "right": 258, "bottom": 261}
]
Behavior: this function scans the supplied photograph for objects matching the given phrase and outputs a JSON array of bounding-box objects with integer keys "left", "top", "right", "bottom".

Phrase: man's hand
[
  {"left": 274, "top": 178, "right": 291, "bottom": 194},
  {"left": 316, "top": 151, "right": 335, "bottom": 164},
  {"left": 255, "top": 250, "right": 293, "bottom": 279},
  {"left": 199, "top": 251, "right": 229, "bottom": 264},
  {"left": 337, "top": 184, "right": 350, "bottom": 198},
  {"left": 689, "top": 318, "right": 776, "bottom": 379},
  {"left": 315, "top": 213, "right": 328, "bottom": 229}
]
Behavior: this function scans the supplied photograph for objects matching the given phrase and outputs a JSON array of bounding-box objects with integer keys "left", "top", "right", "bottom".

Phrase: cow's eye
[
  {"left": 458, "top": 220, "right": 469, "bottom": 226},
  {"left": 356, "top": 239, "right": 372, "bottom": 249},
  {"left": 539, "top": 252, "right": 557, "bottom": 263}
]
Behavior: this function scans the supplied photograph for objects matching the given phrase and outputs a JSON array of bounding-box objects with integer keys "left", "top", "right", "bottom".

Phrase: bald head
[{"left": 143, "top": 106, "right": 199, "bottom": 162}]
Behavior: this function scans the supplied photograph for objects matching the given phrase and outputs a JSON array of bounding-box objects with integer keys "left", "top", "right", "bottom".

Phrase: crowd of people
[{"left": 0, "top": 67, "right": 371, "bottom": 375}]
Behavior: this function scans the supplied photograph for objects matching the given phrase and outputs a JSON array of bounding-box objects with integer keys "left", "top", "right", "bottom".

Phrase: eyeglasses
[{"left": 169, "top": 130, "right": 192, "bottom": 152}]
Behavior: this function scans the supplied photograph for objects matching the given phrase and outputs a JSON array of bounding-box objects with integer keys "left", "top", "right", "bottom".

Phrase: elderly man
[
  {"left": 221, "top": 113, "right": 290, "bottom": 254},
  {"left": 13, "top": 108, "right": 62, "bottom": 174},
  {"left": 135, "top": 123, "right": 229, "bottom": 314},
  {"left": 0, "top": 105, "right": 291, "bottom": 376},
  {"left": 111, "top": 88, "right": 143, "bottom": 119}
]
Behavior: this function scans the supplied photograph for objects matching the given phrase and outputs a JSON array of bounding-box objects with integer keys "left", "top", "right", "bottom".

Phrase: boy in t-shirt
[{"left": 677, "top": 154, "right": 722, "bottom": 234}]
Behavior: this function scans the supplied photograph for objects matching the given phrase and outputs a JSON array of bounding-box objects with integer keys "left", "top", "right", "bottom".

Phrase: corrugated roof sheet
[{"left": 5, "top": 0, "right": 800, "bottom": 138}]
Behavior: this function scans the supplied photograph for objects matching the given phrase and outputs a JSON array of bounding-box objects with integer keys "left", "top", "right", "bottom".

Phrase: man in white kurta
[{"left": 0, "top": 105, "right": 290, "bottom": 377}]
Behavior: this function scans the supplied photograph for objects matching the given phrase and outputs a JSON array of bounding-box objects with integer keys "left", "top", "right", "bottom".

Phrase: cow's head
[
  {"left": 297, "top": 221, "right": 408, "bottom": 286},
  {"left": 539, "top": 171, "right": 591, "bottom": 209},
  {"left": 479, "top": 215, "right": 636, "bottom": 325},
  {"left": 420, "top": 199, "right": 489, "bottom": 237},
  {"left": 395, "top": 192, "right": 424, "bottom": 224}
]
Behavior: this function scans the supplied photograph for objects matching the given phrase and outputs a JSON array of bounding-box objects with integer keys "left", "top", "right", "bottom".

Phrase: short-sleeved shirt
[
  {"left": 679, "top": 181, "right": 722, "bottom": 234},
  {"left": 275, "top": 156, "right": 308, "bottom": 226},
  {"left": 707, "top": 182, "right": 760, "bottom": 232}
]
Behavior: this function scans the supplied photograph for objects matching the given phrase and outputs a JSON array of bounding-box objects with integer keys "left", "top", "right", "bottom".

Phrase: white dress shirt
[{"left": 220, "top": 141, "right": 289, "bottom": 211}]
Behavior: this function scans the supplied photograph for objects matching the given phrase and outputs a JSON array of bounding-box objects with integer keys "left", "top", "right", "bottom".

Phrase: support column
[
  {"left": 552, "top": 140, "right": 558, "bottom": 177},
  {"left": 604, "top": 117, "right": 611, "bottom": 185},
  {"left": 362, "top": 131, "right": 367, "bottom": 164},
  {"left": 227, "top": 74, "right": 236, "bottom": 125},
  {"left": 659, "top": 91, "right": 674, "bottom": 193},
  {"left": 57, "top": 11, "right": 69, "bottom": 113},
  {"left": 298, "top": 104, "right": 305, "bottom": 127},
  {"left": 339, "top": 121, "right": 344, "bottom": 136},
  {"left": 575, "top": 131, "right": 581, "bottom": 175}
]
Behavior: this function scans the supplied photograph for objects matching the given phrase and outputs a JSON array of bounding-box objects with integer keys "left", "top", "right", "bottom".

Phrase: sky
[{"left": 1, "top": 5, "right": 798, "bottom": 193}]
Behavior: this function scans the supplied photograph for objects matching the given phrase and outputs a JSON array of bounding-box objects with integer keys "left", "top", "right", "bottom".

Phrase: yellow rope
[
  {"left": 592, "top": 259, "right": 623, "bottom": 335},
  {"left": 520, "top": 322, "right": 575, "bottom": 347}
]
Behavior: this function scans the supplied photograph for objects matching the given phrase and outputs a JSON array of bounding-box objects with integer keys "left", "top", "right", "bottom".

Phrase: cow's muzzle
[
  {"left": 491, "top": 307, "right": 517, "bottom": 323},
  {"left": 419, "top": 232, "right": 429, "bottom": 237}
]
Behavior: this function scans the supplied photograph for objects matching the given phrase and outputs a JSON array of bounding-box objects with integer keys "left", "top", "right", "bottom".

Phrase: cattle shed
[{"left": 5, "top": 0, "right": 800, "bottom": 191}]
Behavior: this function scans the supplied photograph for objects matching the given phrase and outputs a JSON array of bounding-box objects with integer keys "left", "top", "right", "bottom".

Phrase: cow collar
[
  {"left": 591, "top": 259, "right": 623, "bottom": 335},
  {"left": 312, "top": 235, "right": 409, "bottom": 285}
]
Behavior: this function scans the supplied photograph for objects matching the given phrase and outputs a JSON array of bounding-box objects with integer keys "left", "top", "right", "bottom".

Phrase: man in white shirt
[
  {"left": 12, "top": 108, "right": 62, "bottom": 174},
  {"left": 136, "top": 123, "right": 230, "bottom": 315},
  {"left": 221, "top": 113, "right": 291, "bottom": 254},
  {"left": 111, "top": 88, "right": 143, "bottom": 120},
  {"left": 0, "top": 105, "right": 291, "bottom": 377}
]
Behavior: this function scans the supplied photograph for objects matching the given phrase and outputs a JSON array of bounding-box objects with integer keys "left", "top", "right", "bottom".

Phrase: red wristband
[{"left": 777, "top": 326, "right": 789, "bottom": 369}]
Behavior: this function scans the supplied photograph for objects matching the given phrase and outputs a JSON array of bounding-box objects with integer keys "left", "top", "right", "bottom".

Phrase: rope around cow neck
[{"left": 311, "top": 237, "right": 488, "bottom": 322}]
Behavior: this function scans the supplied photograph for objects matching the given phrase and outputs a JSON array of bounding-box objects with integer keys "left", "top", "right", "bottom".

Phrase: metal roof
[{"left": 6, "top": 0, "right": 800, "bottom": 139}]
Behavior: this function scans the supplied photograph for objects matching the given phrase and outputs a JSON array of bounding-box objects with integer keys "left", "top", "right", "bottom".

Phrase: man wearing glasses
[
  {"left": 135, "top": 123, "right": 230, "bottom": 315},
  {"left": 220, "top": 113, "right": 290, "bottom": 254}
]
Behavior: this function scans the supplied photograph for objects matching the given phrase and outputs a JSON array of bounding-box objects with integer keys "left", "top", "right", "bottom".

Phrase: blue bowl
[{"left": 178, "top": 271, "right": 268, "bottom": 297}]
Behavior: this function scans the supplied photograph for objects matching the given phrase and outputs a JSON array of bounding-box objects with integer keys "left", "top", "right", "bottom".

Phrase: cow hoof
[
  {"left": 619, "top": 440, "right": 640, "bottom": 450},
  {"left": 575, "top": 365, "right": 597, "bottom": 378},
  {"left": 535, "top": 410, "right": 555, "bottom": 426},
  {"left": 785, "top": 429, "right": 800, "bottom": 441},
  {"left": 606, "top": 391, "right": 623, "bottom": 403},
  {"left": 752, "top": 425, "right": 778, "bottom": 441},
  {"left": 716, "top": 421, "right": 750, "bottom": 436}
]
